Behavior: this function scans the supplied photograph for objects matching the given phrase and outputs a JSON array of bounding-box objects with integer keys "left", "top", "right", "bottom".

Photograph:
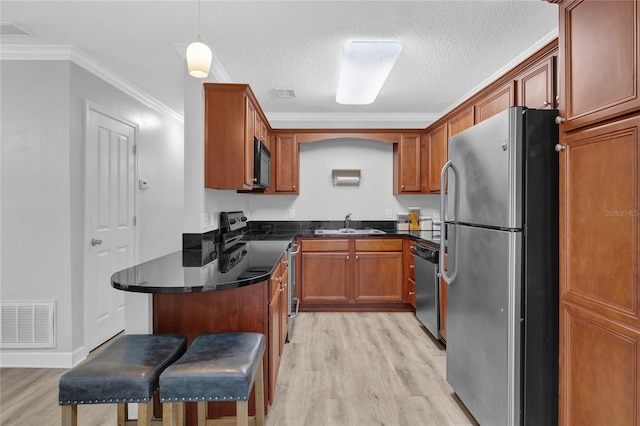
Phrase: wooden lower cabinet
[
  {"left": 299, "top": 238, "right": 410, "bottom": 311},
  {"left": 560, "top": 302, "right": 640, "bottom": 426},
  {"left": 404, "top": 240, "right": 416, "bottom": 307},
  {"left": 268, "top": 255, "right": 289, "bottom": 404},
  {"left": 354, "top": 251, "right": 403, "bottom": 303}
]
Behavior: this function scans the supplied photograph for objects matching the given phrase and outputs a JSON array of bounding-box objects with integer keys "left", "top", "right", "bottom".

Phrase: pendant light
[{"left": 186, "top": 0, "right": 212, "bottom": 78}]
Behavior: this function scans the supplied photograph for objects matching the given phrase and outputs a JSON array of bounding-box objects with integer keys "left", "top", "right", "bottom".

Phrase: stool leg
[
  {"left": 197, "top": 401, "right": 208, "bottom": 426},
  {"left": 61, "top": 404, "right": 77, "bottom": 426},
  {"left": 138, "top": 401, "right": 153, "bottom": 426},
  {"left": 254, "top": 360, "right": 265, "bottom": 426},
  {"left": 117, "top": 404, "right": 127, "bottom": 426},
  {"left": 163, "top": 402, "right": 184, "bottom": 426},
  {"left": 236, "top": 401, "right": 248, "bottom": 426}
]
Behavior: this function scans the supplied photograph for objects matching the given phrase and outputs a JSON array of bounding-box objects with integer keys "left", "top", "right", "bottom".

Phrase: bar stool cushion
[
  {"left": 160, "top": 332, "right": 266, "bottom": 403},
  {"left": 59, "top": 334, "right": 187, "bottom": 405}
]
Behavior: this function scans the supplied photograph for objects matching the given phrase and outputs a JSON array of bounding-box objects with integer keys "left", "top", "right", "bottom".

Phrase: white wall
[
  {"left": 0, "top": 59, "right": 184, "bottom": 367},
  {"left": 249, "top": 138, "right": 440, "bottom": 221}
]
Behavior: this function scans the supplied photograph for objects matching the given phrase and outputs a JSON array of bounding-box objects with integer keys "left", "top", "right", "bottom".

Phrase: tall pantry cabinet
[{"left": 551, "top": 1, "right": 640, "bottom": 424}]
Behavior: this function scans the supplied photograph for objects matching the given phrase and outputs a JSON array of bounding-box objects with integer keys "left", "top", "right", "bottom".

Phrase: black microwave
[{"left": 253, "top": 137, "right": 271, "bottom": 188}]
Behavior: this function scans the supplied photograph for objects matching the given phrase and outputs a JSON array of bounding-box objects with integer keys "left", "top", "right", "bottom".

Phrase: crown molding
[
  {"left": 1, "top": 44, "right": 184, "bottom": 125},
  {"left": 266, "top": 112, "right": 439, "bottom": 129},
  {"left": 441, "top": 28, "right": 559, "bottom": 117}
]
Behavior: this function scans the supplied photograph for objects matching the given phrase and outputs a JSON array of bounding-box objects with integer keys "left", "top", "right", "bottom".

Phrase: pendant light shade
[{"left": 186, "top": 37, "right": 212, "bottom": 78}]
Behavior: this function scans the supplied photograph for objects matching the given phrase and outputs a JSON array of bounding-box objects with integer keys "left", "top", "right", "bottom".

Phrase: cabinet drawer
[
  {"left": 301, "top": 239, "right": 349, "bottom": 252},
  {"left": 355, "top": 239, "right": 403, "bottom": 252}
]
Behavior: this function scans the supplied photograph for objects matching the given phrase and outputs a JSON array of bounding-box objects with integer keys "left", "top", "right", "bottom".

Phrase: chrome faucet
[{"left": 344, "top": 213, "right": 352, "bottom": 231}]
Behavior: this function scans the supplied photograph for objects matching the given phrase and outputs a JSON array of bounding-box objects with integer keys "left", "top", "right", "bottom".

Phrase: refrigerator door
[
  {"left": 446, "top": 107, "right": 524, "bottom": 229},
  {"left": 446, "top": 224, "right": 522, "bottom": 426}
]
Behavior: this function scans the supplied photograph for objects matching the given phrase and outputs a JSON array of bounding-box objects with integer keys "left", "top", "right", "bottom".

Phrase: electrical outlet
[
  {"left": 386, "top": 208, "right": 393, "bottom": 218},
  {"left": 289, "top": 209, "right": 296, "bottom": 219}
]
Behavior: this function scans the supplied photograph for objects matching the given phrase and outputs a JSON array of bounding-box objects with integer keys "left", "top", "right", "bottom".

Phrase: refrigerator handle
[{"left": 439, "top": 161, "right": 456, "bottom": 285}]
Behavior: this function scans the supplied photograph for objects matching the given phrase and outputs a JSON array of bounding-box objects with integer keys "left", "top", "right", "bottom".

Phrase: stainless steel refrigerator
[{"left": 439, "top": 107, "right": 559, "bottom": 426}]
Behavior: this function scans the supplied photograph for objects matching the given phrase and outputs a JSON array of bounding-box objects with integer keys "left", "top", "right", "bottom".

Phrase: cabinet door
[
  {"left": 394, "top": 133, "right": 422, "bottom": 193},
  {"left": 560, "top": 115, "right": 640, "bottom": 330},
  {"left": 558, "top": 114, "right": 640, "bottom": 425},
  {"left": 427, "top": 123, "right": 447, "bottom": 193},
  {"left": 516, "top": 55, "right": 555, "bottom": 110},
  {"left": 268, "top": 289, "right": 280, "bottom": 404},
  {"left": 300, "top": 252, "right": 350, "bottom": 304},
  {"left": 558, "top": 0, "right": 640, "bottom": 130},
  {"left": 474, "top": 81, "right": 515, "bottom": 123},
  {"left": 244, "top": 97, "right": 256, "bottom": 189},
  {"left": 447, "top": 107, "right": 474, "bottom": 138},
  {"left": 279, "top": 266, "right": 289, "bottom": 353},
  {"left": 274, "top": 134, "right": 299, "bottom": 194},
  {"left": 354, "top": 252, "right": 403, "bottom": 303}
]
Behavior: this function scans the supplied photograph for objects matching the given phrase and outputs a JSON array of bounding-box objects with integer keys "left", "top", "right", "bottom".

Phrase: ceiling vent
[
  {"left": 0, "top": 22, "right": 34, "bottom": 36},
  {"left": 275, "top": 89, "right": 296, "bottom": 98}
]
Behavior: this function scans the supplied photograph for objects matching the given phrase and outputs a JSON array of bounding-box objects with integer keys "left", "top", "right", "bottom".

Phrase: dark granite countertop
[
  {"left": 111, "top": 221, "right": 442, "bottom": 295},
  {"left": 111, "top": 240, "right": 291, "bottom": 294},
  {"left": 247, "top": 220, "right": 442, "bottom": 247}
]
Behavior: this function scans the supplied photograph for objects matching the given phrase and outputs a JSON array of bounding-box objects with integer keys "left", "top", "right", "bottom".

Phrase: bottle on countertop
[{"left": 408, "top": 207, "right": 421, "bottom": 231}]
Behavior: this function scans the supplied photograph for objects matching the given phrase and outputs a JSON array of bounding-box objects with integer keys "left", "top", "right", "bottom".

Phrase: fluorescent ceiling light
[{"left": 336, "top": 41, "right": 402, "bottom": 105}]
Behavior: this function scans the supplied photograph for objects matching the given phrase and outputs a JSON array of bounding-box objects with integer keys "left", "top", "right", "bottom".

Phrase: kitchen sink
[{"left": 314, "top": 228, "right": 387, "bottom": 236}]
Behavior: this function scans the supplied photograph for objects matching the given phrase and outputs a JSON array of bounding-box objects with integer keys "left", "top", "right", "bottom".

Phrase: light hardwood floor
[{"left": 0, "top": 312, "right": 477, "bottom": 426}]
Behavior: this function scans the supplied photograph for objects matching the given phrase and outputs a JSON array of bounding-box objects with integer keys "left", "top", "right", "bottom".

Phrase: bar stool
[
  {"left": 58, "top": 334, "right": 187, "bottom": 426},
  {"left": 159, "top": 333, "right": 266, "bottom": 426}
]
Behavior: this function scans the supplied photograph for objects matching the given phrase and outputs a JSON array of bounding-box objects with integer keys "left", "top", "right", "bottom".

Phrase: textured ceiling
[{"left": 1, "top": 1, "right": 559, "bottom": 127}]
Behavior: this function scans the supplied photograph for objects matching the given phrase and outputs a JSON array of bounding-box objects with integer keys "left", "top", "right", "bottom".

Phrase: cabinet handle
[
  {"left": 346, "top": 256, "right": 349, "bottom": 261},
  {"left": 555, "top": 116, "right": 566, "bottom": 124},
  {"left": 410, "top": 265, "right": 415, "bottom": 269},
  {"left": 401, "top": 185, "right": 405, "bottom": 189},
  {"left": 555, "top": 144, "right": 566, "bottom": 152},
  {"left": 90, "top": 238, "right": 103, "bottom": 246},
  {"left": 542, "top": 100, "right": 550, "bottom": 107},
  {"left": 292, "top": 185, "right": 296, "bottom": 190},
  {"left": 355, "top": 255, "right": 359, "bottom": 260},
  {"left": 408, "top": 291, "right": 416, "bottom": 295}
]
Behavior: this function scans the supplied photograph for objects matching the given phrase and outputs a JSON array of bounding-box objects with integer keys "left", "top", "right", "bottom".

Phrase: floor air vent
[{"left": 0, "top": 301, "right": 55, "bottom": 349}]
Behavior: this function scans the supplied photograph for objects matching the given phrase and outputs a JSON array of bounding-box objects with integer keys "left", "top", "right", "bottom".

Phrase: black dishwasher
[{"left": 414, "top": 243, "right": 440, "bottom": 340}]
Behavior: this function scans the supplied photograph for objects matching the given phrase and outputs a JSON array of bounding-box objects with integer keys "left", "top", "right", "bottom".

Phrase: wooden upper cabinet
[
  {"left": 393, "top": 133, "right": 422, "bottom": 194},
  {"left": 447, "top": 107, "right": 474, "bottom": 138},
  {"left": 427, "top": 123, "right": 447, "bottom": 193},
  {"left": 558, "top": 0, "right": 640, "bottom": 130},
  {"left": 273, "top": 134, "right": 299, "bottom": 194},
  {"left": 516, "top": 55, "right": 556, "bottom": 110},
  {"left": 475, "top": 81, "right": 516, "bottom": 123},
  {"left": 204, "top": 83, "right": 269, "bottom": 191}
]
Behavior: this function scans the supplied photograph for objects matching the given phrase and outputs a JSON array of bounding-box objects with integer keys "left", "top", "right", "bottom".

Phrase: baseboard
[{"left": 0, "top": 345, "right": 88, "bottom": 368}]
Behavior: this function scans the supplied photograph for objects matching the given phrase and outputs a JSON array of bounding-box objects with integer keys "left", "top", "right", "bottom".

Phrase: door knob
[
  {"left": 555, "top": 144, "right": 566, "bottom": 152},
  {"left": 90, "top": 238, "right": 103, "bottom": 246},
  {"left": 555, "top": 116, "right": 566, "bottom": 124}
]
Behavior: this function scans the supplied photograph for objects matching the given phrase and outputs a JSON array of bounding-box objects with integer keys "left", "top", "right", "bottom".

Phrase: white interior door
[{"left": 84, "top": 106, "right": 136, "bottom": 351}]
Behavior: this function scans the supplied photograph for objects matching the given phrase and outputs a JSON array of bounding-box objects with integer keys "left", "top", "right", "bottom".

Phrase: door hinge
[
  {"left": 133, "top": 216, "right": 137, "bottom": 226},
  {"left": 133, "top": 144, "right": 137, "bottom": 155}
]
